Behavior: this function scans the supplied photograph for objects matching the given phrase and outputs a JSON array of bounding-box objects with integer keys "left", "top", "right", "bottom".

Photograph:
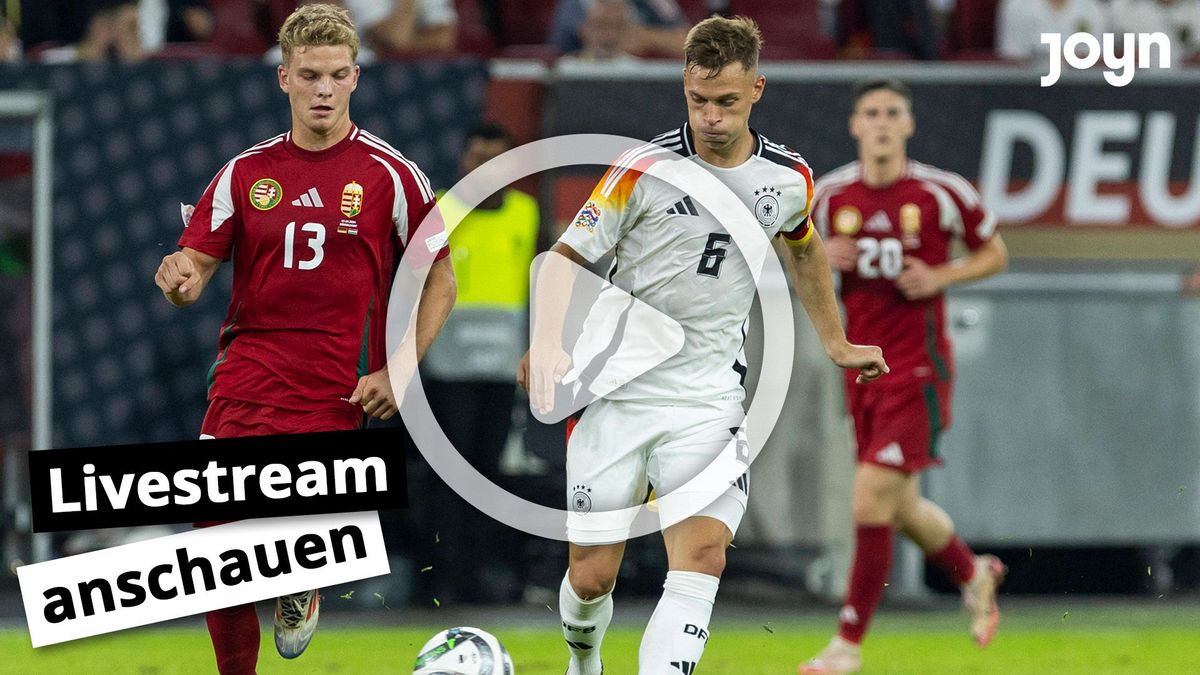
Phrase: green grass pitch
[{"left": 3, "top": 602, "right": 1197, "bottom": 674}]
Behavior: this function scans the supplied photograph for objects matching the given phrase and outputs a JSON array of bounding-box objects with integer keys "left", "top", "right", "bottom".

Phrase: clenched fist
[
  {"left": 155, "top": 248, "right": 218, "bottom": 307},
  {"left": 156, "top": 251, "right": 199, "bottom": 304}
]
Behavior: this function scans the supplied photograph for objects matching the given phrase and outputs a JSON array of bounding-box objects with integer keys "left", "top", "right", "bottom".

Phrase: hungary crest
[{"left": 341, "top": 181, "right": 363, "bottom": 218}]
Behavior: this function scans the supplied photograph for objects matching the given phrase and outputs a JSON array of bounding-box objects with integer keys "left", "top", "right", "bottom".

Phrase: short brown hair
[
  {"left": 853, "top": 79, "right": 913, "bottom": 109},
  {"left": 684, "top": 16, "right": 762, "bottom": 77},
  {"left": 278, "top": 3, "right": 360, "bottom": 65}
]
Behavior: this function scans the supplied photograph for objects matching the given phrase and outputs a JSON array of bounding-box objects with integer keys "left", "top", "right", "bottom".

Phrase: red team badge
[
  {"left": 834, "top": 205, "right": 862, "bottom": 236},
  {"left": 250, "top": 178, "right": 282, "bottom": 210}
]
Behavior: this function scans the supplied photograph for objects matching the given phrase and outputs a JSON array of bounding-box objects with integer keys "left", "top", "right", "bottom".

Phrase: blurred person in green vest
[{"left": 421, "top": 122, "right": 539, "bottom": 603}]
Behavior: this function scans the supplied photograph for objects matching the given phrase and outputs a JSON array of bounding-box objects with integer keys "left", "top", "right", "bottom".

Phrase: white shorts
[{"left": 565, "top": 399, "right": 750, "bottom": 545}]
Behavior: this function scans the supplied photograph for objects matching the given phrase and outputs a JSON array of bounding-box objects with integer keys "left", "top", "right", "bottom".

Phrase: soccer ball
[{"left": 412, "top": 626, "right": 514, "bottom": 675}]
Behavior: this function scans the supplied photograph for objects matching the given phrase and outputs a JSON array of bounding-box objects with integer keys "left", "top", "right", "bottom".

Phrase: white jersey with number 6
[{"left": 558, "top": 123, "right": 815, "bottom": 406}]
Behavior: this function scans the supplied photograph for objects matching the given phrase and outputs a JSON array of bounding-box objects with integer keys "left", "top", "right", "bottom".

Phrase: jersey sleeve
[
  {"left": 557, "top": 153, "right": 649, "bottom": 263},
  {"left": 392, "top": 159, "right": 449, "bottom": 269},
  {"left": 810, "top": 180, "right": 833, "bottom": 239},
  {"left": 177, "top": 160, "right": 242, "bottom": 260},
  {"left": 932, "top": 171, "right": 996, "bottom": 250},
  {"left": 778, "top": 158, "right": 815, "bottom": 247}
]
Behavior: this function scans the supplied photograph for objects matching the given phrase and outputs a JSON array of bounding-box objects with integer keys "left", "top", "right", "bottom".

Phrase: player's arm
[
  {"left": 520, "top": 241, "right": 587, "bottom": 414},
  {"left": 897, "top": 234, "right": 1008, "bottom": 301},
  {"left": 411, "top": 254, "right": 458, "bottom": 360},
  {"left": 355, "top": 254, "right": 457, "bottom": 421},
  {"left": 154, "top": 247, "right": 221, "bottom": 308},
  {"left": 783, "top": 230, "right": 888, "bottom": 384},
  {"left": 522, "top": 148, "right": 646, "bottom": 409}
]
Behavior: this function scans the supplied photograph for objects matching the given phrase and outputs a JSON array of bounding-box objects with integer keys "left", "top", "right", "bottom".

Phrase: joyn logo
[{"left": 1040, "top": 32, "right": 1170, "bottom": 87}]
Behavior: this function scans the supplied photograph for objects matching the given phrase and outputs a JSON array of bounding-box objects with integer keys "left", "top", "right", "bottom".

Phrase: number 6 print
[{"left": 696, "top": 232, "right": 733, "bottom": 278}]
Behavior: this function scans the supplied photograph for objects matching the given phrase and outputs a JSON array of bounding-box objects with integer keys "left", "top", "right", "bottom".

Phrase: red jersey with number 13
[
  {"left": 178, "top": 125, "right": 448, "bottom": 411},
  {"left": 812, "top": 160, "right": 996, "bottom": 385}
]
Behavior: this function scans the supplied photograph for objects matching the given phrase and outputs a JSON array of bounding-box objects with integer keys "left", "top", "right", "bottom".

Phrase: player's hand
[
  {"left": 830, "top": 342, "right": 889, "bottom": 384},
  {"left": 155, "top": 251, "right": 198, "bottom": 305},
  {"left": 824, "top": 235, "right": 858, "bottom": 272},
  {"left": 896, "top": 256, "right": 943, "bottom": 300},
  {"left": 528, "top": 342, "right": 571, "bottom": 416},
  {"left": 349, "top": 368, "right": 398, "bottom": 421},
  {"left": 516, "top": 351, "right": 530, "bottom": 391}
]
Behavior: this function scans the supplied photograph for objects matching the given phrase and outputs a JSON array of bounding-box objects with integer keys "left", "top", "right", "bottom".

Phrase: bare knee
[
  {"left": 569, "top": 566, "right": 617, "bottom": 600},
  {"left": 671, "top": 540, "right": 727, "bottom": 578},
  {"left": 568, "top": 549, "right": 621, "bottom": 600}
]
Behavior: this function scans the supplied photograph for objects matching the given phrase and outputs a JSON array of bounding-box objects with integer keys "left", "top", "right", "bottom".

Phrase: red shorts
[
  {"left": 199, "top": 397, "right": 362, "bottom": 438},
  {"left": 847, "top": 380, "right": 951, "bottom": 474},
  {"left": 194, "top": 398, "right": 362, "bottom": 528}
]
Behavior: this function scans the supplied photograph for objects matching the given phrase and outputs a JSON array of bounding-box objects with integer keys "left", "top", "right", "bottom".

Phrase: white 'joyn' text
[{"left": 1041, "top": 33, "right": 1170, "bottom": 87}]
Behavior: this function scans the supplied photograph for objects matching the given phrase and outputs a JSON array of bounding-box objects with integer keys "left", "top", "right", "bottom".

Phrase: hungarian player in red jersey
[
  {"left": 153, "top": 5, "right": 456, "bottom": 673},
  {"left": 800, "top": 79, "right": 1009, "bottom": 675}
]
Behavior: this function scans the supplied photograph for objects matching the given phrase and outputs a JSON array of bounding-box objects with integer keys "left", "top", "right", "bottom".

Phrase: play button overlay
[
  {"left": 527, "top": 252, "right": 685, "bottom": 424},
  {"left": 388, "top": 134, "right": 796, "bottom": 541}
]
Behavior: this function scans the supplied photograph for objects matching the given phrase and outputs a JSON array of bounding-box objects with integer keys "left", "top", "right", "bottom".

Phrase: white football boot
[
  {"left": 274, "top": 589, "right": 320, "bottom": 659},
  {"left": 799, "top": 636, "right": 862, "bottom": 674},
  {"left": 963, "top": 554, "right": 1006, "bottom": 647}
]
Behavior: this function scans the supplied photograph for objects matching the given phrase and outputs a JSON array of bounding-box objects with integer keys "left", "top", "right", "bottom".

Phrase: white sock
[
  {"left": 638, "top": 570, "right": 720, "bottom": 675},
  {"left": 560, "top": 571, "right": 611, "bottom": 675}
]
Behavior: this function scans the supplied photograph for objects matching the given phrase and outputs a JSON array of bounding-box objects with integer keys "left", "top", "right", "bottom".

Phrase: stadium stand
[{"left": 729, "top": 0, "right": 836, "bottom": 59}]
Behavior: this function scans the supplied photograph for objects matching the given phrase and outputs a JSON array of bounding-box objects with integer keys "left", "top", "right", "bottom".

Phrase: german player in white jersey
[{"left": 518, "top": 16, "right": 888, "bottom": 675}]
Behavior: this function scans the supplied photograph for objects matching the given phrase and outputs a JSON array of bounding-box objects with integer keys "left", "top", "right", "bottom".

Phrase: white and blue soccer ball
[{"left": 411, "top": 626, "right": 514, "bottom": 675}]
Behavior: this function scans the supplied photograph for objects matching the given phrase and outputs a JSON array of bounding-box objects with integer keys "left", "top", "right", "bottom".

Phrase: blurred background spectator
[
  {"left": 341, "top": 0, "right": 458, "bottom": 56},
  {"left": 37, "top": 0, "right": 146, "bottom": 63},
  {"left": 140, "top": 0, "right": 215, "bottom": 52},
  {"left": 17, "top": 0, "right": 94, "bottom": 53},
  {"left": 995, "top": 0, "right": 1111, "bottom": 60},
  {"left": 0, "top": 17, "right": 17, "bottom": 62},
  {"left": 559, "top": 0, "right": 640, "bottom": 63},
  {"left": 861, "top": 0, "right": 939, "bottom": 59},
  {"left": 550, "top": 0, "right": 688, "bottom": 57},
  {"left": 264, "top": 0, "right": 457, "bottom": 62},
  {"left": 1109, "top": 0, "right": 1200, "bottom": 61},
  {"left": 7, "top": 0, "right": 1200, "bottom": 64}
]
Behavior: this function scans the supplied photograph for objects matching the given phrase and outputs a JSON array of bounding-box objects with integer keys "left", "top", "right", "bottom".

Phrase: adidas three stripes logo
[
  {"left": 665, "top": 195, "right": 698, "bottom": 216},
  {"left": 291, "top": 187, "right": 324, "bottom": 208}
]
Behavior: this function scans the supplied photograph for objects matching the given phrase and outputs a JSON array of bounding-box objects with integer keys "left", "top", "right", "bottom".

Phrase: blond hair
[
  {"left": 684, "top": 16, "right": 762, "bottom": 77},
  {"left": 278, "top": 3, "right": 360, "bottom": 65}
]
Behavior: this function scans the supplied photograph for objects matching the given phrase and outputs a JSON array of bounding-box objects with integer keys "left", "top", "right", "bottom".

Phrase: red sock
[
  {"left": 206, "top": 604, "right": 260, "bottom": 674},
  {"left": 929, "top": 535, "right": 976, "bottom": 586},
  {"left": 837, "top": 525, "right": 893, "bottom": 645}
]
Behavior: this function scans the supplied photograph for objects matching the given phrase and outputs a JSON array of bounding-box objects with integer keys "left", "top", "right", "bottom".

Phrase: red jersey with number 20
[
  {"left": 178, "top": 125, "right": 447, "bottom": 412},
  {"left": 812, "top": 160, "right": 995, "bottom": 386}
]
